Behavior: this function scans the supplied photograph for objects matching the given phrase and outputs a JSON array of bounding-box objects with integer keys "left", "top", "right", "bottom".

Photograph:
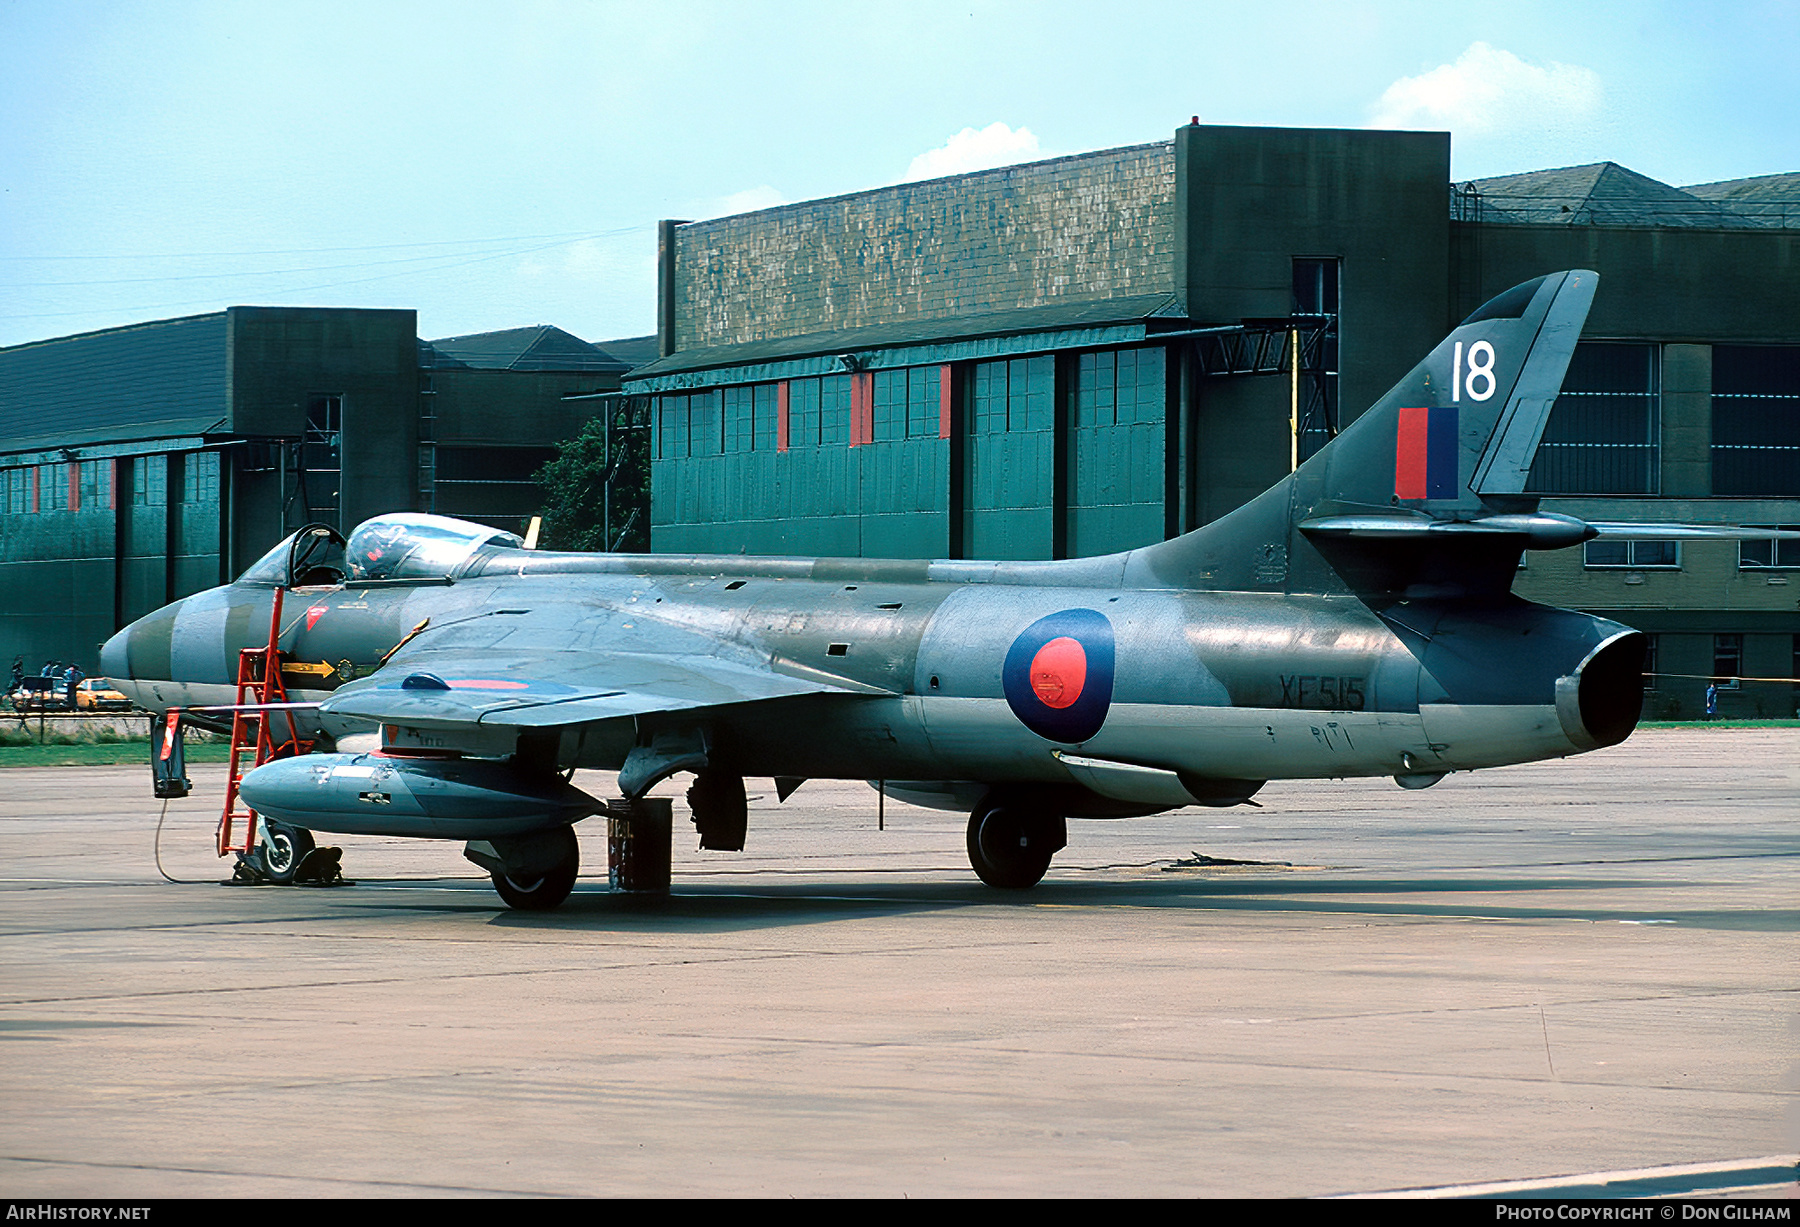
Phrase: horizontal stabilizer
[
  {"left": 1587, "top": 523, "right": 1800, "bottom": 541},
  {"left": 1299, "top": 512, "right": 1594, "bottom": 550}
]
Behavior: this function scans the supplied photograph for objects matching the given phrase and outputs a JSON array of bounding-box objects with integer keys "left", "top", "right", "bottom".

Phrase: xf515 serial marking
[{"left": 102, "top": 271, "right": 1784, "bottom": 908}]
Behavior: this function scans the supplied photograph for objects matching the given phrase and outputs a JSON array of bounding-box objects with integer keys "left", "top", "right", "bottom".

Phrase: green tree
[{"left": 532, "top": 396, "right": 650, "bottom": 552}]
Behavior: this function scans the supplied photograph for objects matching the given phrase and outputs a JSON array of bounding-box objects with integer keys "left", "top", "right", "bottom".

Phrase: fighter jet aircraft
[{"left": 104, "top": 270, "right": 1712, "bottom": 908}]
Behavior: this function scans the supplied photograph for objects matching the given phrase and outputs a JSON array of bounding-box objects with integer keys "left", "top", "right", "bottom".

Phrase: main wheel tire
[
  {"left": 489, "top": 825, "right": 579, "bottom": 911},
  {"left": 966, "top": 802, "right": 1061, "bottom": 890},
  {"left": 259, "top": 823, "right": 315, "bottom": 885}
]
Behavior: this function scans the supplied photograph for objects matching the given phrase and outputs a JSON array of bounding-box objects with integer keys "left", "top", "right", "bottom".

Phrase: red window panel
[{"left": 849, "top": 371, "right": 874, "bottom": 447}]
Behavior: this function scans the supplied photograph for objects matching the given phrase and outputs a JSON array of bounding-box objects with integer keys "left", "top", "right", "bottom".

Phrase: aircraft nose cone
[{"left": 100, "top": 625, "right": 132, "bottom": 680}]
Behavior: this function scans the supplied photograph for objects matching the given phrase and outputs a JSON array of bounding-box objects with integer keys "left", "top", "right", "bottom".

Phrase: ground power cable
[{"left": 152, "top": 797, "right": 213, "bottom": 885}]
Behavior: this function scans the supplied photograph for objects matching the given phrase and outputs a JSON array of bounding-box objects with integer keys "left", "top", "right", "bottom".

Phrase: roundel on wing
[{"left": 1002, "top": 608, "right": 1115, "bottom": 743}]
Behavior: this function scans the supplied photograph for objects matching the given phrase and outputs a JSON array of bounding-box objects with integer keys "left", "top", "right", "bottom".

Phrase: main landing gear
[
  {"left": 467, "top": 825, "right": 581, "bottom": 911},
  {"left": 966, "top": 798, "right": 1066, "bottom": 889}
]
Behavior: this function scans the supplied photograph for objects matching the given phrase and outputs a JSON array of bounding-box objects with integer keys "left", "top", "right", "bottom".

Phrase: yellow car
[{"left": 74, "top": 679, "right": 132, "bottom": 711}]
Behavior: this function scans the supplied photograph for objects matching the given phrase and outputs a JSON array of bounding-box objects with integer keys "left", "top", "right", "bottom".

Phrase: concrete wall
[
  {"left": 228, "top": 307, "right": 417, "bottom": 559},
  {"left": 668, "top": 143, "right": 1176, "bottom": 351},
  {"left": 1176, "top": 125, "right": 1452, "bottom": 524},
  {"left": 1454, "top": 224, "right": 1800, "bottom": 342},
  {"left": 430, "top": 368, "right": 616, "bottom": 443}
]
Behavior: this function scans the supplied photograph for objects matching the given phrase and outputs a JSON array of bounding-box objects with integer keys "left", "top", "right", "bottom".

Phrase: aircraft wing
[
  {"left": 318, "top": 648, "right": 874, "bottom": 728},
  {"left": 317, "top": 604, "right": 892, "bottom": 731}
]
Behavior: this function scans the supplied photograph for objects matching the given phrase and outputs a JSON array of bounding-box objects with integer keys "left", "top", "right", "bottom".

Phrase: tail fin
[{"left": 1124, "top": 270, "right": 1599, "bottom": 597}]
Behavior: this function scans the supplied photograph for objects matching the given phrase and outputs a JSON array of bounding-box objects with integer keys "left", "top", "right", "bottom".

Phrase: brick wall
[{"left": 672, "top": 142, "right": 1177, "bottom": 350}]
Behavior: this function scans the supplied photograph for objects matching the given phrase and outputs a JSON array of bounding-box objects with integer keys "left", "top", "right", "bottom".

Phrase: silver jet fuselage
[{"left": 105, "top": 547, "right": 1638, "bottom": 815}]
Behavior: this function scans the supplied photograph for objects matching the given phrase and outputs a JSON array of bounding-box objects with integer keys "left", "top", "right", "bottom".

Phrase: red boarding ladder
[{"left": 217, "top": 587, "right": 314, "bottom": 858}]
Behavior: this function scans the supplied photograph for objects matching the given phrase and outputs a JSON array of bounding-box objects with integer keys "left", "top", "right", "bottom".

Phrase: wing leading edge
[{"left": 319, "top": 648, "right": 888, "bottom": 730}]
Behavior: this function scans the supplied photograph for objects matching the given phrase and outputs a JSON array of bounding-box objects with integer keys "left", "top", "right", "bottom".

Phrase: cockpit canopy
[
  {"left": 237, "top": 514, "right": 522, "bottom": 586},
  {"left": 237, "top": 524, "right": 347, "bottom": 588},
  {"left": 344, "top": 514, "right": 523, "bottom": 581}
]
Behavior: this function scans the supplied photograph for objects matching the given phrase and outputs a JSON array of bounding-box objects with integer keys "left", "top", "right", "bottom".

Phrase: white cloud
[
  {"left": 904, "top": 122, "right": 1042, "bottom": 182},
  {"left": 1370, "top": 42, "right": 1601, "bottom": 136},
  {"left": 701, "top": 185, "right": 787, "bottom": 219}
]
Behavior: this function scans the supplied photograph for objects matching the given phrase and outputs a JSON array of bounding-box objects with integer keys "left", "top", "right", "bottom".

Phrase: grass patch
[
  {"left": 0, "top": 738, "right": 233, "bottom": 768},
  {"left": 0, "top": 726, "right": 138, "bottom": 747}
]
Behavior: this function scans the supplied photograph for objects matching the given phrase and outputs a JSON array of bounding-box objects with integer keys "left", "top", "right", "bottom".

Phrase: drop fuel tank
[{"left": 238, "top": 753, "right": 602, "bottom": 839}]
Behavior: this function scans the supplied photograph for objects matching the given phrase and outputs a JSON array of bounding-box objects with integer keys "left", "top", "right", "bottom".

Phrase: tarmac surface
[{"left": 0, "top": 727, "right": 1795, "bottom": 1198}]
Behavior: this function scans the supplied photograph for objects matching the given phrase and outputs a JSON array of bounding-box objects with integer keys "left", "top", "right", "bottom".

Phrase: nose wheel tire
[
  {"left": 489, "top": 825, "right": 580, "bottom": 911},
  {"left": 966, "top": 801, "right": 1065, "bottom": 890},
  {"left": 257, "top": 823, "right": 315, "bottom": 885}
]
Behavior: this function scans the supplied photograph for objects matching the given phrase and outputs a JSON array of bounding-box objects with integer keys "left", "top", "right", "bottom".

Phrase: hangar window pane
[
  {"left": 1075, "top": 352, "right": 1116, "bottom": 427},
  {"left": 972, "top": 361, "right": 1006, "bottom": 434},
  {"left": 1010, "top": 356, "right": 1052, "bottom": 431},
  {"left": 655, "top": 394, "right": 689, "bottom": 460},
  {"left": 79, "top": 460, "right": 110, "bottom": 510},
  {"left": 1528, "top": 343, "right": 1660, "bottom": 495},
  {"left": 132, "top": 455, "right": 166, "bottom": 506},
  {"left": 1738, "top": 525, "right": 1800, "bottom": 569},
  {"left": 1074, "top": 347, "right": 1164, "bottom": 427},
  {"left": 752, "top": 384, "right": 778, "bottom": 451},
  {"left": 3, "top": 467, "right": 35, "bottom": 514},
  {"left": 182, "top": 452, "right": 219, "bottom": 504},
  {"left": 819, "top": 375, "right": 851, "bottom": 446},
  {"left": 723, "top": 386, "right": 752, "bottom": 453},
  {"left": 871, "top": 368, "right": 945, "bottom": 441},
  {"left": 788, "top": 379, "right": 820, "bottom": 449},
  {"left": 872, "top": 370, "right": 906, "bottom": 441},
  {"left": 689, "top": 390, "right": 722, "bottom": 457},
  {"left": 1712, "top": 346, "right": 1800, "bottom": 496},
  {"left": 907, "top": 368, "right": 942, "bottom": 438},
  {"left": 972, "top": 356, "right": 1053, "bottom": 434},
  {"left": 41, "top": 464, "right": 69, "bottom": 512}
]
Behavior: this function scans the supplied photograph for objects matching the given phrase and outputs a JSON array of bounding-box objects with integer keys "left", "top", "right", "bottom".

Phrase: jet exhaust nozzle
[{"left": 1554, "top": 631, "right": 1647, "bottom": 752}]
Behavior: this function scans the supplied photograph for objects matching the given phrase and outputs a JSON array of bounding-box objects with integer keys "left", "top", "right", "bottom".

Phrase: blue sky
[{"left": 2, "top": 0, "right": 1795, "bottom": 349}]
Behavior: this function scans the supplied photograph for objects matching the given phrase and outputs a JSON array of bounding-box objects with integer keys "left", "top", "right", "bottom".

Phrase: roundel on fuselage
[{"left": 1002, "top": 608, "right": 1115, "bottom": 744}]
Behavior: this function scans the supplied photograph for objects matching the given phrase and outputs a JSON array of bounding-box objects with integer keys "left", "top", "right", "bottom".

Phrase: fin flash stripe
[{"left": 1395, "top": 406, "right": 1459, "bottom": 500}]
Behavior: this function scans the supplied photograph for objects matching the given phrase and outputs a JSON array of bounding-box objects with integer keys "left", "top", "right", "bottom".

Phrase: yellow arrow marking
[{"left": 280, "top": 661, "right": 337, "bottom": 677}]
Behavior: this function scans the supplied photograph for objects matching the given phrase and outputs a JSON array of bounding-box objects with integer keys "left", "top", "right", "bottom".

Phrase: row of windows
[
  {"left": 1531, "top": 343, "right": 1800, "bottom": 497},
  {"left": 0, "top": 453, "right": 215, "bottom": 515},
  {"left": 1642, "top": 633, "right": 1800, "bottom": 694},
  {"left": 1580, "top": 528, "right": 1800, "bottom": 570},
  {"left": 656, "top": 342, "right": 1797, "bottom": 500},
  {"left": 654, "top": 348, "right": 1172, "bottom": 461}
]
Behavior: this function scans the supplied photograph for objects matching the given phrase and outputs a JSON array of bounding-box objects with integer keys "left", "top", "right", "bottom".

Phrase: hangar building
[
  {"left": 628, "top": 123, "right": 1800, "bottom": 718},
  {"left": 0, "top": 309, "right": 633, "bottom": 672}
]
